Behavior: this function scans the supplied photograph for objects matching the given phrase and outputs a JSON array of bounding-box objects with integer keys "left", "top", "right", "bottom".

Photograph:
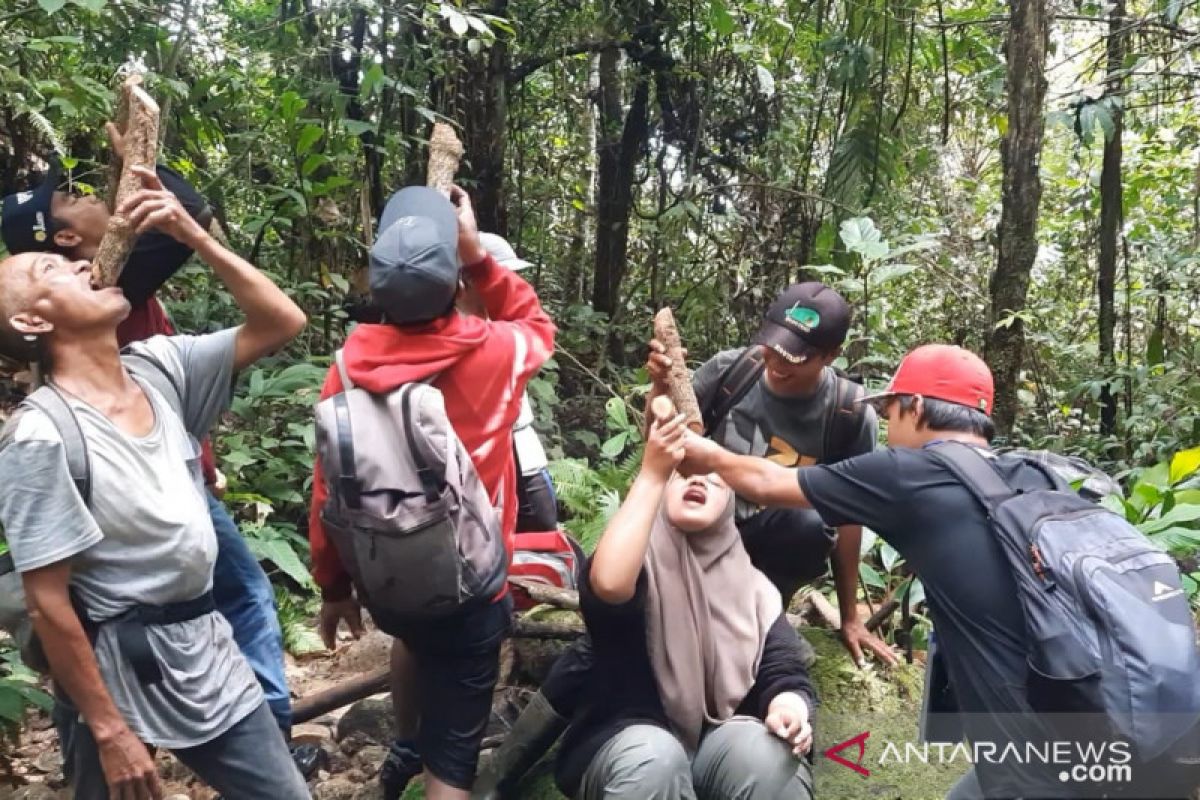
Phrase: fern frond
[{"left": 24, "top": 110, "right": 66, "bottom": 157}]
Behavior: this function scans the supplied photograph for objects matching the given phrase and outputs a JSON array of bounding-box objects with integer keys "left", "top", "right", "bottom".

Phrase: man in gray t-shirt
[
  {"left": 0, "top": 167, "right": 309, "bottom": 799},
  {"left": 649, "top": 282, "right": 895, "bottom": 667}
]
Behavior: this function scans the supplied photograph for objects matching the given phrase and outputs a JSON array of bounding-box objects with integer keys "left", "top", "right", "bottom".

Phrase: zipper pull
[{"left": 1030, "top": 543, "right": 1047, "bottom": 581}]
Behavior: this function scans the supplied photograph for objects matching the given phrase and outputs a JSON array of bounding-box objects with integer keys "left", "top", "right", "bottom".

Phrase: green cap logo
[{"left": 786, "top": 304, "right": 821, "bottom": 331}]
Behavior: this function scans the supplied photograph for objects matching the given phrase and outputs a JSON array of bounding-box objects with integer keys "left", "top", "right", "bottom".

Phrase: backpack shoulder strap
[
  {"left": 122, "top": 347, "right": 184, "bottom": 421},
  {"left": 927, "top": 441, "right": 1016, "bottom": 515},
  {"left": 334, "top": 349, "right": 354, "bottom": 391},
  {"left": 18, "top": 386, "right": 92, "bottom": 507},
  {"left": 822, "top": 374, "right": 866, "bottom": 463},
  {"left": 700, "top": 346, "right": 766, "bottom": 436}
]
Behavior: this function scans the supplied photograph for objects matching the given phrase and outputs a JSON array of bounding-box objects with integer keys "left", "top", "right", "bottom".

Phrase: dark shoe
[
  {"left": 471, "top": 690, "right": 567, "bottom": 800},
  {"left": 380, "top": 740, "right": 423, "bottom": 800},
  {"left": 291, "top": 742, "right": 327, "bottom": 780}
]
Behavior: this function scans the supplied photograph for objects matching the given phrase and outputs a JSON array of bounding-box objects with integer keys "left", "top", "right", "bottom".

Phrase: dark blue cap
[
  {"left": 369, "top": 186, "right": 460, "bottom": 325},
  {"left": 1, "top": 163, "right": 60, "bottom": 255}
]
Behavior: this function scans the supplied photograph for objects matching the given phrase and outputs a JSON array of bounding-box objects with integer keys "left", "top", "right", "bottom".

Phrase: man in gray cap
[{"left": 308, "top": 186, "right": 556, "bottom": 800}]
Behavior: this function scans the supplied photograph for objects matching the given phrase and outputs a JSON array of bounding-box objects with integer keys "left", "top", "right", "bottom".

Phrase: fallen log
[
  {"left": 652, "top": 308, "right": 703, "bottom": 432},
  {"left": 509, "top": 578, "right": 580, "bottom": 611},
  {"left": 92, "top": 80, "right": 160, "bottom": 288},
  {"left": 512, "top": 617, "right": 585, "bottom": 640},
  {"left": 293, "top": 666, "right": 390, "bottom": 725},
  {"left": 426, "top": 122, "right": 463, "bottom": 197}
]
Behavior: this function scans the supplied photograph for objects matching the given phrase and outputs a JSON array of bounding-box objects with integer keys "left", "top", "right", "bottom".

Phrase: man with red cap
[{"left": 682, "top": 344, "right": 1069, "bottom": 799}]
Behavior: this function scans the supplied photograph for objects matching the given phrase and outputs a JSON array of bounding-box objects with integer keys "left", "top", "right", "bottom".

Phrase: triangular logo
[
  {"left": 824, "top": 730, "right": 871, "bottom": 777},
  {"left": 1154, "top": 581, "right": 1174, "bottom": 596}
]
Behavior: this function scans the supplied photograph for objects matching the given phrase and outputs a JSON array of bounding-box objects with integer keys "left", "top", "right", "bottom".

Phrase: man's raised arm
[
  {"left": 117, "top": 166, "right": 306, "bottom": 369},
  {"left": 24, "top": 562, "right": 163, "bottom": 799},
  {"left": 682, "top": 433, "right": 812, "bottom": 509}
]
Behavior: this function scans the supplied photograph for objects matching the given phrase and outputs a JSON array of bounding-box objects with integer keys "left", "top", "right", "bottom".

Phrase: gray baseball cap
[
  {"left": 479, "top": 232, "right": 533, "bottom": 271},
  {"left": 369, "top": 186, "right": 460, "bottom": 324}
]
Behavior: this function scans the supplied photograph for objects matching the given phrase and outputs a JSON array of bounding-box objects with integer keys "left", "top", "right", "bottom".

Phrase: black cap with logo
[
  {"left": 755, "top": 281, "right": 852, "bottom": 364},
  {"left": 368, "top": 186, "right": 460, "bottom": 325},
  {"left": 0, "top": 163, "right": 60, "bottom": 255}
]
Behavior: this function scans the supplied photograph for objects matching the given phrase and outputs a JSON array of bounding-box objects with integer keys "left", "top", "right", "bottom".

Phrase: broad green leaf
[
  {"left": 1169, "top": 447, "right": 1200, "bottom": 484},
  {"left": 710, "top": 0, "right": 736, "bottom": 36},
  {"left": 279, "top": 91, "right": 306, "bottom": 121},
  {"left": 859, "top": 562, "right": 886, "bottom": 589},
  {"left": 880, "top": 542, "right": 900, "bottom": 572},
  {"left": 1148, "top": 526, "right": 1200, "bottom": 554},
  {"left": 361, "top": 64, "right": 385, "bottom": 98},
  {"left": 1138, "top": 461, "right": 1171, "bottom": 491},
  {"left": 342, "top": 119, "right": 376, "bottom": 137},
  {"left": 71, "top": 0, "right": 106, "bottom": 10},
  {"left": 1147, "top": 328, "right": 1164, "bottom": 367},
  {"left": 0, "top": 686, "right": 26, "bottom": 724},
  {"left": 1139, "top": 503, "right": 1200, "bottom": 534},
  {"left": 601, "top": 432, "right": 628, "bottom": 459},
  {"left": 38, "top": 0, "right": 67, "bottom": 13},
  {"left": 301, "top": 153, "right": 328, "bottom": 177},
  {"left": 253, "top": 538, "right": 315, "bottom": 589},
  {"left": 295, "top": 124, "right": 323, "bottom": 156},
  {"left": 445, "top": 8, "right": 469, "bottom": 36},
  {"left": 605, "top": 396, "right": 629, "bottom": 430},
  {"left": 868, "top": 263, "right": 918, "bottom": 287},
  {"left": 859, "top": 526, "right": 877, "bottom": 555}
]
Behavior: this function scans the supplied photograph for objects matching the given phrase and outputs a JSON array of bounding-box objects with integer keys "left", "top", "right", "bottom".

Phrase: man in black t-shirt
[
  {"left": 683, "top": 344, "right": 1068, "bottom": 799},
  {"left": 650, "top": 282, "right": 892, "bottom": 666}
]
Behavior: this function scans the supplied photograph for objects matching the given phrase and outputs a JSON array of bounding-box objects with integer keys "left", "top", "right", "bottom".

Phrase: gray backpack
[
  {"left": 315, "top": 350, "right": 506, "bottom": 623},
  {"left": 931, "top": 442, "right": 1200, "bottom": 760},
  {"left": 0, "top": 349, "right": 185, "bottom": 672}
]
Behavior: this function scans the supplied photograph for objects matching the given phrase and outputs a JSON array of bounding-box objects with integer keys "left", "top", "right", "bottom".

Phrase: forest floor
[{"left": 0, "top": 619, "right": 939, "bottom": 800}]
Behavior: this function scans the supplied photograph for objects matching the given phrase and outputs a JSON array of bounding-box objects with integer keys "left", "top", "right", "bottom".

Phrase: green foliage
[
  {"left": 1103, "top": 447, "right": 1200, "bottom": 603},
  {"left": 0, "top": 645, "right": 52, "bottom": 742},
  {"left": 548, "top": 450, "right": 641, "bottom": 552}
]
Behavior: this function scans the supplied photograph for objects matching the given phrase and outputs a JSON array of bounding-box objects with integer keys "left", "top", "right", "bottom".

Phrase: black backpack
[
  {"left": 930, "top": 442, "right": 1200, "bottom": 760},
  {"left": 697, "top": 344, "right": 865, "bottom": 464}
]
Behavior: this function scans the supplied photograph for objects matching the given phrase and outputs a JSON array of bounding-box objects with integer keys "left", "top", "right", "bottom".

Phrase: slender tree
[
  {"left": 986, "top": 0, "right": 1049, "bottom": 437},
  {"left": 1098, "top": 0, "right": 1127, "bottom": 436}
]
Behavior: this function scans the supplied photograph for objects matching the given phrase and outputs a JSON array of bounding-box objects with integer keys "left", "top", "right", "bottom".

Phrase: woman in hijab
[{"left": 553, "top": 406, "right": 817, "bottom": 800}]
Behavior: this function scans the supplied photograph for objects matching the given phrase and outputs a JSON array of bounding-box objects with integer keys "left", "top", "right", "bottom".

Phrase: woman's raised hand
[{"left": 643, "top": 400, "right": 688, "bottom": 480}]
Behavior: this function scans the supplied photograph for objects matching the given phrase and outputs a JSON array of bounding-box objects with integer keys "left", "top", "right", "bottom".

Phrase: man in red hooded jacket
[{"left": 309, "top": 185, "right": 555, "bottom": 800}]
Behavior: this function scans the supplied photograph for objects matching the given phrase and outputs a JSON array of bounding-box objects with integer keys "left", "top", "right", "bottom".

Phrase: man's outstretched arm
[
  {"left": 682, "top": 433, "right": 811, "bottom": 508},
  {"left": 24, "top": 562, "right": 163, "bottom": 799},
  {"left": 118, "top": 166, "right": 306, "bottom": 370}
]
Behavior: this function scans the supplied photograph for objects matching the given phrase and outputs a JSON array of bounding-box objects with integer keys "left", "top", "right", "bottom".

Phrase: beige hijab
[{"left": 644, "top": 482, "right": 783, "bottom": 752}]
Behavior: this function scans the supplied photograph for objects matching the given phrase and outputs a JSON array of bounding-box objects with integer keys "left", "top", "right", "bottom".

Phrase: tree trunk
[
  {"left": 463, "top": 0, "right": 510, "bottom": 235},
  {"left": 591, "top": 47, "right": 650, "bottom": 323},
  {"left": 985, "top": 0, "right": 1048, "bottom": 438},
  {"left": 1097, "top": 0, "right": 1126, "bottom": 437}
]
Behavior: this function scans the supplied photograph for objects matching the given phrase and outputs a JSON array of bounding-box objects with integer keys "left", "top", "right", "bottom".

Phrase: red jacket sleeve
[
  {"left": 309, "top": 366, "right": 354, "bottom": 601},
  {"left": 464, "top": 254, "right": 556, "bottom": 383}
]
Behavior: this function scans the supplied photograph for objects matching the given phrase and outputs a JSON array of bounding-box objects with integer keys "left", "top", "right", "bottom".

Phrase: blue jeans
[{"left": 208, "top": 493, "right": 292, "bottom": 733}]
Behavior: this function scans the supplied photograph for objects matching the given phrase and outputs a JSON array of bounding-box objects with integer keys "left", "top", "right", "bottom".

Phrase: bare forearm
[
  {"left": 590, "top": 471, "right": 667, "bottom": 603},
  {"left": 191, "top": 233, "right": 306, "bottom": 367},
  {"left": 31, "top": 600, "right": 127, "bottom": 740},
  {"left": 711, "top": 449, "right": 810, "bottom": 508},
  {"left": 832, "top": 525, "right": 863, "bottom": 624}
]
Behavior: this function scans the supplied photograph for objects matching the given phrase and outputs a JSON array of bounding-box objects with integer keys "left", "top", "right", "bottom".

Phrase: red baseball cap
[{"left": 860, "top": 344, "right": 995, "bottom": 415}]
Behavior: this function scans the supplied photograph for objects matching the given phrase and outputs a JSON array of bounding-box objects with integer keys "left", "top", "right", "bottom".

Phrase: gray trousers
[
  {"left": 55, "top": 701, "right": 310, "bottom": 800},
  {"left": 578, "top": 719, "right": 815, "bottom": 800}
]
